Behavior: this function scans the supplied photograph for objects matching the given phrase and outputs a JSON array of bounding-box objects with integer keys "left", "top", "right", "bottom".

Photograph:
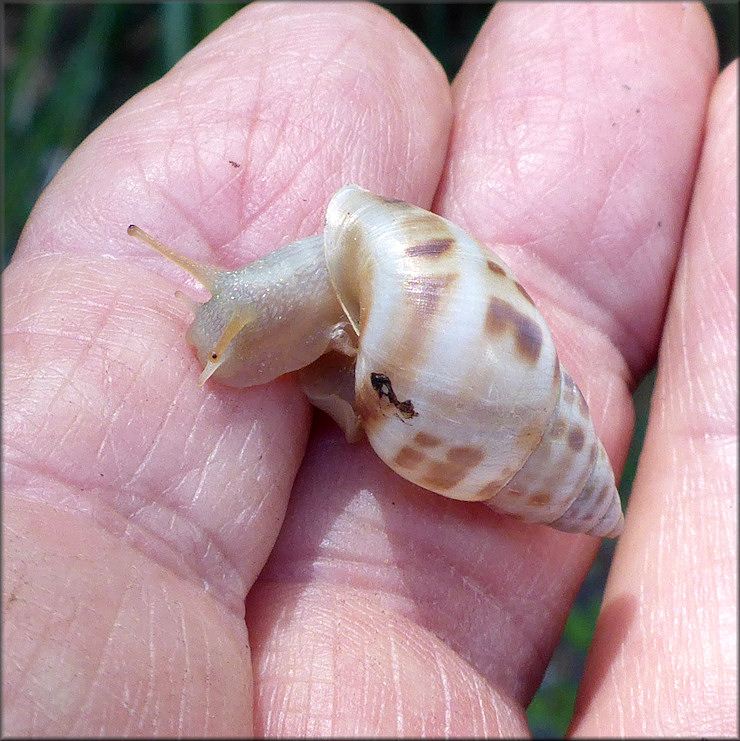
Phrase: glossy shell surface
[
  {"left": 130, "top": 185, "right": 624, "bottom": 538},
  {"left": 323, "top": 186, "right": 623, "bottom": 537}
]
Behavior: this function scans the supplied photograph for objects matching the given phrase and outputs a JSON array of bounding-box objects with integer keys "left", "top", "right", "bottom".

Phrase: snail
[{"left": 128, "top": 185, "right": 624, "bottom": 538}]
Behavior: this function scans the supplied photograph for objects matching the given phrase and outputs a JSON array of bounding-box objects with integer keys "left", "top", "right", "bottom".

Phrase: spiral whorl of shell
[{"left": 324, "top": 185, "right": 623, "bottom": 538}]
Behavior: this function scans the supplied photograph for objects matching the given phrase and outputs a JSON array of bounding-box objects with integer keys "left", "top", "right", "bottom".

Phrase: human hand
[{"left": 4, "top": 3, "right": 736, "bottom": 736}]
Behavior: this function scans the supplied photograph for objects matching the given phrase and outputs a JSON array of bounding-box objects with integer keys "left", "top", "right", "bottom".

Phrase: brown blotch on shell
[
  {"left": 485, "top": 297, "right": 543, "bottom": 364},
  {"left": 529, "top": 492, "right": 552, "bottom": 506},
  {"left": 403, "top": 274, "right": 456, "bottom": 317},
  {"left": 394, "top": 446, "right": 426, "bottom": 470},
  {"left": 414, "top": 431, "right": 442, "bottom": 448},
  {"left": 405, "top": 238, "right": 454, "bottom": 258},
  {"left": 420, "top": 446, "right": 485, "bottom": 491},
  {"left": 514, "top": 281, "right": 536, "bottom": 306},
  {"left": 392, "top": 273, "right": 455, "bottom": 382},
  {"left": 421, "top": 462, "right": 468, "bottom": 491},
  {"left": 588, "top": 442, "right": 598, "bottom": 465},
  {"left": 486, "top": 259, "right": 507, "bottom": 277},
  {"left": 568, "top": 426, "right": 585, "bottom": 451},
  {"left": 485, "top": 298, "right": 511, "bottom": 334},
  {"left": 447, "top": 446, "right": 486, "bottom": 468}
]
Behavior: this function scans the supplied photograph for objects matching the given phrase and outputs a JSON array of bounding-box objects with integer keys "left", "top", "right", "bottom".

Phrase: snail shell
[{"left": 129, "top": 185, "right": 624, "bottom": 538}]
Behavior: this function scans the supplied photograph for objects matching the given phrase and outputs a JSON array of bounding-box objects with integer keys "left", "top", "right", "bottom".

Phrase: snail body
[{"left": 129, "top": 185, "right": 624, "bottom": 537}]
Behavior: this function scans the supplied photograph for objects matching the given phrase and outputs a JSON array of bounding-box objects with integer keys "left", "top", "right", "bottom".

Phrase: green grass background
[{"left": 4, "top": 3, "right": 737, "bottom": 737}]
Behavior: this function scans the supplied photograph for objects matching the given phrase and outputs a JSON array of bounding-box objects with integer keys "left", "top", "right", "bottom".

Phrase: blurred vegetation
[
  {"left": 3, "top": 3, "right": 736, "bottom": 737},
  {"left": 4, "top": 3, "right": 245, "bottom": 266}
]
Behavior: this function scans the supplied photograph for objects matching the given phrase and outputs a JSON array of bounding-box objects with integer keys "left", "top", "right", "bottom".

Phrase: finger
[
  {"left": 245, "top": 3, "right": 718, "bottom": 735},
  {"left": 439, "top": 1, "right": 717, "bottom": 383},
  {"left": 2, "top": 2, "right": 450, "bottom": 736},
  {"left": 433, "top": 0, "right": 717, "bottom": 699},
  {"left": 249, "top": 418, "right": 534, "bottom": 736},
  {"left": 571, "top": 60, "right": 737, "bottom": 737}
]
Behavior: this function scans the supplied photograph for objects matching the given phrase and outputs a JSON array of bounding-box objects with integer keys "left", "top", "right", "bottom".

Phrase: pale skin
[{"left": 3, "top": 2, "right": 736, "bottom": 736}]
